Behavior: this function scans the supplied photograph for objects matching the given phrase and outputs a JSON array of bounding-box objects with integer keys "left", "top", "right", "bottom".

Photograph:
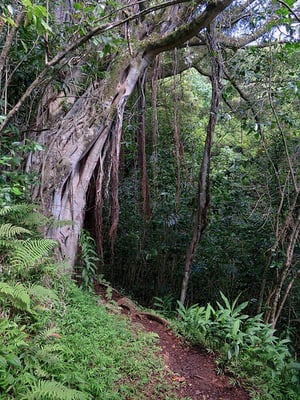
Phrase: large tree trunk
[{"left": 29, "top": 55, "right": 150, "bottom": 265}]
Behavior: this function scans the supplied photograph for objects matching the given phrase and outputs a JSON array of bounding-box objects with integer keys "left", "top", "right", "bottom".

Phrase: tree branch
[
  {"left": 0, "top": 10, "right": 26, "bottom": 78},
  {"left": 216, "top": 17, "right": 278, "bottom": 49},
  {"left": 0, "top": 0, "right": 191, "bottom": 133},
  {"left": 145, "top": 0, "right": 234, "bottom": 57},
  {"left": 277, "top": 0, "right": 300, "bottom": 23}
]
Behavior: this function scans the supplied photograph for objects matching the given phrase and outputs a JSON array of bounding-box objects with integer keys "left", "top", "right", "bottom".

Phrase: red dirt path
[
  {"left": 132, "top": 313, "right": 249, "bottom": 400},
  {"left": 95, "top": 284, "right": 250, "bottom": 400}
]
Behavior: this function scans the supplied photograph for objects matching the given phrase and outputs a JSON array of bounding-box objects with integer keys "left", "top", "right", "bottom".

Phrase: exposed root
[{"left": 134, "top": 311, "right": 170, "bottom": 327}]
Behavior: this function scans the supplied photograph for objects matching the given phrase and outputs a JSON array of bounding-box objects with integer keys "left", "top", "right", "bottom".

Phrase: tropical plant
[
  {"left": 153, "top": 294, "right": 176, "bottom": 318},
  {"left": 0, "top": 318, "right": 28, "bottom": 397},
  {"left": 0, "top": 204, "right": 57, "bottom": 272},
  {"left": 78, "top": 229, "right": 100, "bottom": 291},
  {"left": 21, "top": 380, "right": 91, "bottom": 400},
  {"left": 176, "top": 292, "right": 300, "bottom": 399},
  {"left": 0, "top": 281, "right": 32, "bottom": 313}
]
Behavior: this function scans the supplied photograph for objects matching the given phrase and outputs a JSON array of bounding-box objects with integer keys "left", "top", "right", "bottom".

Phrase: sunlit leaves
[{"left": 21, "top": 0, "right": 52, "bottom": 34}]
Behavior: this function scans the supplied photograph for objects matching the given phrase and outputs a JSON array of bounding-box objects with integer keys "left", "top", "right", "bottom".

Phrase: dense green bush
[{"left": 175, "top": 292, "right": 300, "bottom": 399}]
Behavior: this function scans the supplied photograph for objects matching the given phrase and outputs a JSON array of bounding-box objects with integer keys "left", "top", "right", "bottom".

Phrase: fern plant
[
  {"left": 0, "top": 318, "right": 29, "bottom": 395},
  {"left": 0, "top": 204, "right": 57, "bottom": 273},
  {"left": 10, "top": 238, "right": 57, "bottom": 269},
  {"left": 78, "top": 229, "right": 100, "bottom": 291},
  {"left": 0, "top": 281, "right": 32, "bottom": 313},
  {"left": 0, "top": 204, "right": 48, "bottom": 229},
  {"left": 153, "top": 294, "right": 176, "bottom": 318},
  {"left": 28, "top": 284, "right": 59, "bottom": 308},
  {"left": 0, "top": 223, "right": 31, "bottom": 238},
  {"left": 0, "top": 281, "right": 58, "bottom": 316},
  {"left": 0, "top": 205, "right": 58, "bottom": 317},
  {"left": 22, "top": 380, "right": 91, "bottom": 400}
]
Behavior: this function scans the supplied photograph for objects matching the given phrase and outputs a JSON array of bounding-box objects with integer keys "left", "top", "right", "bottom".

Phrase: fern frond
[
  {"left": 28, "top": 284, "right": 59, "bottom": 307},
  {"left": 0, "top": 204, "right": 35, "bottom": 217},
  {"left": 0, "top": 238, "right": 28, "bottom": 250},
  {"left": 17, "top": 211, "right": 49, "bottom": 228},
  {"left": 79, "top": 230, "right": 99, "bottom": 291},
  {"left": 23, "top": 380, "right": 91, "bottom": 400},
  {"left": 0, "top": 224, "right": 32, "bottom": 239},
  {"left": 0, "top": 204, "right": 49, "bottom": 229},
  {"left": 39, "top": 326, "right": 62, "bottom": 340},
  {"left": 10, "top": 239, "right": 57, "bottom": 268},
  {"left": 0, "top": 238, "right": 16, "bottom": 249},
  {"left": 0, "top": 282, "right": 31, "bottom": 312}
]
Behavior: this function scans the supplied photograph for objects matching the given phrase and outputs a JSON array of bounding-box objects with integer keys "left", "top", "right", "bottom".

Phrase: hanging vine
[
  {"left": 180, "top": 23, "right": 224, "bottom": 304},
  {"left": 150, "top": 54, "right": 161, "bottom": 201},
  {"left": 173, "top": 48, "right": 182, "bottom": 212},
  {"left": 137, "top": 73, "right": 151, "bottom": 219}
]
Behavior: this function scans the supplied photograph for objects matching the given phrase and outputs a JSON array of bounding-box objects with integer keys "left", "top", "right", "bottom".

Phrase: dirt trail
[
  {"left": 95, "top": 284, "right": 250, "bottom": 400},
  {"left": 132, "top": 313, "right": 249, "bottom": 400}
]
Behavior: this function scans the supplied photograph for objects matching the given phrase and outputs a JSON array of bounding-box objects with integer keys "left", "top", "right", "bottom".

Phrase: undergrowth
[
  {"left": 0, "top": 205, "right": 177, "bottom": 399},
  {"left": 174, "top": 292, "right": 300, "bottom": 400},
  {"left": 45, "top": 281, "right": 175, "bottom": 399},
  {"left": 1, "top": 272, "right": 177, "bottom": 399}
]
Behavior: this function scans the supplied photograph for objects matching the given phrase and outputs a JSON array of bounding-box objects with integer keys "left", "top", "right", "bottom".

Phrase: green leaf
[
  {"left": 11, "top": 186, "right": 23, "bottom": 196},
  {"left": 0, "top": 355, "right": 8, "bottom": 367},
  {"left": 6, "top": 354, "right": 22, "bottom": 368},
  {"left": 33, "top": 5, "right": 47, "bottom": 18},
  {"left": 0, "top": 282, "right": 31, "bottom": 312},
  {"left": 220, "top": 292, "right": 231, "bottom": 310},
  {"left": 287, "top": 362, "right": 300, "bottom": 370},
  {"left": 74, "top": 2, "right": 83, "bottom": 11},
  {"left": 233, "top": 301, "right": 248, "bottom": 315},
  {"left": 10, "top": 239, "right": 57, "bottom": 268},
  {"left": 24, "top": 380, "right": 91, "bottom": 400},
  {"left": 2, "top": 16, "right": 15, "bottom": 26},
  {"left": 40, "top": 19, "right": 53, "bottom": 33},
  {"left": 21, "top": 0, "right": 33, "bottom": 7},
  {"left": 0, "top": 223, "right": 31, "bottom": 238},
  {"left": 232, "top": 319, "right": 241, "bottom": 336}
]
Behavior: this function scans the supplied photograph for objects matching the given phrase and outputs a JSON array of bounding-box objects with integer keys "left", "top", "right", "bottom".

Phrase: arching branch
[
  {"left": 0, "top": 9, "right": 26, "bottom": 78},
  {"left": 145, "top": 0, "right": 234, "bottom": 57},
  {"left": 277, "top": 0, "right": 300, "bottom": 22},
  {"left": 0, "top": 0, "right": 192, "bottom": 133}
]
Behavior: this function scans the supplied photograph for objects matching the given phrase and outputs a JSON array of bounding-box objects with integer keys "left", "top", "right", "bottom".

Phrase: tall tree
[{"left": 0, "top": 0, "right": 298, "bottom": 290}]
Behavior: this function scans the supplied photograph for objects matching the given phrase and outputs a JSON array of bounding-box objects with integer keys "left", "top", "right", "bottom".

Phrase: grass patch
[
  {"left": 51, "top": 284, "right": 171, "bottom": 399},
  {"left": 1, "top": 276, "right": 177, "bottom": 399}
]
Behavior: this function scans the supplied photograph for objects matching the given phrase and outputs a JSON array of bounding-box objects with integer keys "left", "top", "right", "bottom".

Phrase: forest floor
[{"left": 95, "top": 283, "right": 250, "bottom": 400}]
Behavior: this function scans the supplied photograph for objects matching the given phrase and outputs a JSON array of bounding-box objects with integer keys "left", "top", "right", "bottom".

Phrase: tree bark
[
  {"left": 33, "top": 55, "right": 150, "bottom": 265},
  {"left": 0, "top": 9, "right": 26, "bottom": 79}
]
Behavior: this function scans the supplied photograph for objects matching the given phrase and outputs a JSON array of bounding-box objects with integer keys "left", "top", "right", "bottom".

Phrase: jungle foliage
[
  {"left": 175, "top": 293, "right": 300, "bottom": 399},
  {"left": 0, "top": 207, "right": 176, "bottom": 400},
  {"left": 0, "top": 0, "right": 299, "bottom": 398}
]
